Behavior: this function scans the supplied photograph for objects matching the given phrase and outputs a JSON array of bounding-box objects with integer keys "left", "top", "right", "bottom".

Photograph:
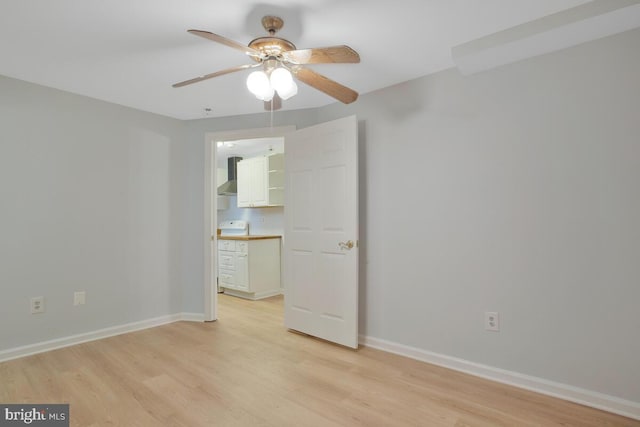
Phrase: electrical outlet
[
  {"left": 485, "top": 312, "right": 500, "bottom": 332},
  {"left": 31, "top": 296, "right": 45, "bottom": 314},
  {"left": 74, "top": 291, "right": 86, "bottom": 306}
]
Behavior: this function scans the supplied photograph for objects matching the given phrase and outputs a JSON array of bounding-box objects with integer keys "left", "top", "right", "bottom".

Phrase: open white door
[{"left": 284, "top": 115, "right": 359, "bottom": 348}]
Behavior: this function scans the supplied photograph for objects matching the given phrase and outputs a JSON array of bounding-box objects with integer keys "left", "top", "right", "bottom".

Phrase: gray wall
[
  {"left": 315, "top": 28, "right": 640, "bottom": 402},
  {"left": 0, "top": 76, "right": 185, "bottom": 350}
]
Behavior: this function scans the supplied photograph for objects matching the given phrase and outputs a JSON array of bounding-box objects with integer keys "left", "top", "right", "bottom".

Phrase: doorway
[
  {"left": 204, "top": 116, "right": 360, "bottom": 349},
  {"left": 203, "top": 126, "right": 295, "bottom": 321}
]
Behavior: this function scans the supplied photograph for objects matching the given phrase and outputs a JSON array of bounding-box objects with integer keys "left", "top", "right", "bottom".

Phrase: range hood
[{"left": 217, "top": 156, "right": 243, "bottom": 195}]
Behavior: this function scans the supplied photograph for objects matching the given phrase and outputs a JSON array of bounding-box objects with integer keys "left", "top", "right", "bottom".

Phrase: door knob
[{"left": 338, "top": 240, "right": 355, "bottom": 250}]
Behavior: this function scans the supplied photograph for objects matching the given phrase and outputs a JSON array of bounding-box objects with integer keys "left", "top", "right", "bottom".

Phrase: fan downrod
[{"left": 261, "top": 16, "right": 284, "bottom": 35}]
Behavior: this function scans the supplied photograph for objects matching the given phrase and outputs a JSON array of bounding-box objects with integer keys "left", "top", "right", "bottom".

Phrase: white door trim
[{"left": 203, "top": 126, "right": 296, "bottom": 321}]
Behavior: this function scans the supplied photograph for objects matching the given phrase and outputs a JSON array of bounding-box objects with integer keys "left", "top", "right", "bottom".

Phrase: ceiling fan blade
[
  {"left": 282, "top": 45, "right": 360, "bottom": 64},
  {"left": 293, "top": 67, "right": 358, "bottom": 104},
  {"left": 188, "top": 29, "right": 262, "bottom": 58},
  {"left": 172, "top": 63, "right": 260, "bottom": 88},
  {"left": 264, "top": 93, "right": 282, "bottom": 111}
]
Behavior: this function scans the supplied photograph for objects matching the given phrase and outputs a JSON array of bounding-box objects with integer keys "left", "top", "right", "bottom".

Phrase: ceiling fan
[{"left": 173, "top": 16, "right": 360, "bottom": 110}]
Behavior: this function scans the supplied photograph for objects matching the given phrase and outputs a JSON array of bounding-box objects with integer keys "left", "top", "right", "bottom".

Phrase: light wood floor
[{"left": 1, "top": 295, "right": 638, "bottom": 426}]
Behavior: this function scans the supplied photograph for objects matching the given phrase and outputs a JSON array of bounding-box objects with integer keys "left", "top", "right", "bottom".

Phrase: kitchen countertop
[{"left": 217, "top": 235, "right": 281, "bottom": 241}]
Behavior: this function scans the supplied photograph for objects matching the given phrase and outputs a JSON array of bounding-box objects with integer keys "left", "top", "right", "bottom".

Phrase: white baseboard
[
  {"left": 223, "top": 289, "right": 281, "bottom": 300},
  {"left": 180, "top": 312, "right": 206, "bottom": 322},
  {"left": 254, "top": 289, "right": 283, "bottom": 300},
  {"left": 359, "top": 335, "right": 640, "bottom": 421},
  {"left": 0, "top": 312, "right": 204, "bottom": 363}
]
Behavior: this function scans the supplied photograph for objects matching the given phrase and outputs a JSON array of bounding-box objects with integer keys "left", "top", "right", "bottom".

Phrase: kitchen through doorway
[{"left": 216, "top": 136, "right": 285, "bottom": 301}]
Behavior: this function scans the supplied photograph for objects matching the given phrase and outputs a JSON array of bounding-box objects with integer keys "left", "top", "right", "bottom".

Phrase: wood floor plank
[{"left": 0, "top": 294, "right": 638, "bottom": 426}]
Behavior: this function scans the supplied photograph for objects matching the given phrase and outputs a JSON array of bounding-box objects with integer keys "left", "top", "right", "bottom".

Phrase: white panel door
[{"left": 284, "top": 115, "right": 359, "bottom": 348}]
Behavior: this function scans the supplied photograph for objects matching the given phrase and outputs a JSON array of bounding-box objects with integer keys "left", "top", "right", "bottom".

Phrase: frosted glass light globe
[
  {"left": 277, "top": 80, "right": 298, "bottom": 100},
  {"left": 270, "top": 68, "right": 293, "bottom": 93},
  {"left": 246, "top": 71, "right": 271, "bottom": 99},
  {"left": 258, "top": 86, "right": 275, "bottom": 102}
]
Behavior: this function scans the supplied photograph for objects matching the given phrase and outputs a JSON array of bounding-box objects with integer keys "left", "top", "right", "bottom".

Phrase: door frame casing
[{"left": 203, "top": 126, "right": 296, "bottom": 321}]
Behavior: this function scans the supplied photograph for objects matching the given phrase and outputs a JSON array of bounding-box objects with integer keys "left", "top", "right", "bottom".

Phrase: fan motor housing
[{"left": 248, "top": 37, "right": 296, "bottom": 60}]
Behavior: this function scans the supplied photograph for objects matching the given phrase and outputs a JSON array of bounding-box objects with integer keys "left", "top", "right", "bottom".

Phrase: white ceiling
[{"left": 0, "top": 0, "right": 591, "bottom": 120}]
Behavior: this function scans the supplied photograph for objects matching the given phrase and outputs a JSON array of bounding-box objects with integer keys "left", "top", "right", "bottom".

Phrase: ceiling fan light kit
[
  {"left": 173, "top": 15, "right": 360, "bottom": 110},
  {"left": 247, "top": 66, "right": 298, "bottom": 102}
]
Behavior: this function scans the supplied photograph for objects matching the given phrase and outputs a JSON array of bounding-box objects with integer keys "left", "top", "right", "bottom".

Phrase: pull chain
[{"left": 270, "top": 98, "right": 274, "bottom": 130}]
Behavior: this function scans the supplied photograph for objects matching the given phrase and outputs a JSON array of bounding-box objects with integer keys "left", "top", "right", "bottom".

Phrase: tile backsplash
[{"left": 217, "top": 195, "right": 284, "bottom": 236}]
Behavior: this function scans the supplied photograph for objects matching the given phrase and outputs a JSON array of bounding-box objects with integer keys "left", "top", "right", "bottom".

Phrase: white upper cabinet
[{"left": 237, "top": 153, "right": 284, "bottom": 207}]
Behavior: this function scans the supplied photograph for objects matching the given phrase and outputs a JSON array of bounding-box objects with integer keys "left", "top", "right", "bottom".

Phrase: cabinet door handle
[{"left": 338, "top": 240, "right": 355, "bottom": 250}]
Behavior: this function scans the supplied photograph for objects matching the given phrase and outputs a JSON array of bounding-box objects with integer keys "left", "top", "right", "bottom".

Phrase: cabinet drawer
[
  {"left": 236, "top": 241, "right": 248, "bottom": 254},
  {"left": 219, "top": 253, "right": 235, "bottom": 270},
  {"left": 218, "top": 240, "right": 236, "bottom": 251},
  {"left": 219, "top": 271, "right": 235, "bottom": 287}
]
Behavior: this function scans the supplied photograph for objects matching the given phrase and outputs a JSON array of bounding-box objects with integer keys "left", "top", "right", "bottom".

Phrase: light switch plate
[{"left": 74, "top": 291, "right": 86, "bottom": 306}]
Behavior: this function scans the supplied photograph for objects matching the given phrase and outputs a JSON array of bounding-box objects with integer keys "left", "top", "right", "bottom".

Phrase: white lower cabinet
[{"left": 218, "top": 238, "right": 281, "bottom": 300}]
